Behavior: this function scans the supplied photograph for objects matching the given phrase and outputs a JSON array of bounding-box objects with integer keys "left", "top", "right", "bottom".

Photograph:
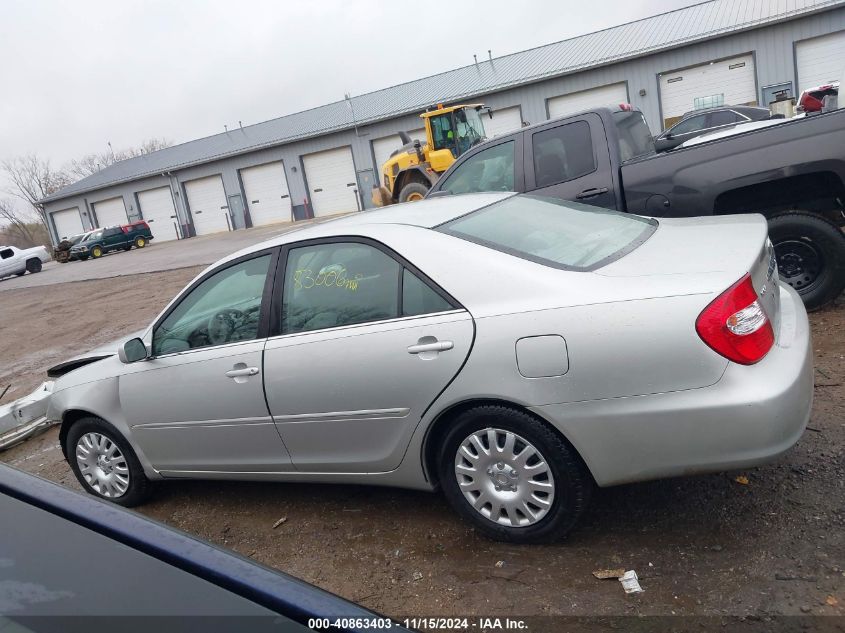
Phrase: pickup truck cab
[
  {"left": 72, "top": 221, "right": 153, "bottom": 260},
  {"left": 0, "top": 244, "right": 50, "bottom": 279},
  {"left": 427, "top": 105, "right": 845, "bottom": 309}
]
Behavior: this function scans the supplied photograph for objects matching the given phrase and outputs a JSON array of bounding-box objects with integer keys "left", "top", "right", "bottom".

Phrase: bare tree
[
  {"left": 0, "top": 198, "right": 42, "bottom": 247},
  {"left": 2, "top": 155, "right": 72, "bottom": 229},
  {"left": 67, "top": 137, "right": 173, "bottom": 179}
]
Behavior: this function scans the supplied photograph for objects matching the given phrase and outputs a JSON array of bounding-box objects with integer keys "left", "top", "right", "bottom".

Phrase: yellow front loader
[{"left": 372, "top": 103, "right": 491, "bottom": 206}]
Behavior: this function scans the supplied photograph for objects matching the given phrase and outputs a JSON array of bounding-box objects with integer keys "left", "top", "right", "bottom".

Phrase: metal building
[{"left": 42, "top": 0, "right": 845, "bottom": 243}]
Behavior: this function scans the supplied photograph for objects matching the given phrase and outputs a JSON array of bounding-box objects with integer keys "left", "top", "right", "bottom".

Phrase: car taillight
[
  {"left": 618, "top": 103, "right": 633, "bottom": 111},
  {"left": 695, "top": 274, "right": 774, "bottom": 365}
]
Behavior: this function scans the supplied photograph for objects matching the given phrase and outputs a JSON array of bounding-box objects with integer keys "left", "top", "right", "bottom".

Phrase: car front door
[
  {"left": 119, "top": 249, "right": 293, "bottom": 473},
  {"left": 262, "top": 238, "right": 474, "bottom": 473},
  {"left": 0, "top": 248, "right": 16, "bottom": 277},
  {"left": 655, "top": 113, "right": 708, "bottom": 151},
  {"left": 102, "top": 227, "right": 126, "bottom": 252},
  {"left": 525, "top": 113, "right": 618, "bottom": 210}
]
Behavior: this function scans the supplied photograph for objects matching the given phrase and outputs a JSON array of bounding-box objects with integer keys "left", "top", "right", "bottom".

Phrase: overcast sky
[{"left": 0, "top": 0, "right": 700, "bottom": 199}]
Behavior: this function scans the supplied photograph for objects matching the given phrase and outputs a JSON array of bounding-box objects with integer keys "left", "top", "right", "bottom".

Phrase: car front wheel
[
  {"left": 438, "top": 405, "right": 592, "bottom": 543},
  {"left": 66, "top": 417, "right": 152, "bottom": 507}
]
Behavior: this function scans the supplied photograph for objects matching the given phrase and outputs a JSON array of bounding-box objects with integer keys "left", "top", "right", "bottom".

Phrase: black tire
[
  {"left": 399, "top": 182, "right": 429, "bottom": 203},
  {"left": 15, "top": 271, "right": 25, "bottom": 276},
  {"left": 123, "top": 244, "right": 132, "bottom": 251},
  {"left": 25, "top": 258, "right": 42, "bottom": 273},
  {"left": 437, "top": 405, "right": 592, "bottom": 543},
  {"left": 91, "top": 245, "right": 103, "bottom": 258},
  {"left": 768, "top": 212, "right": 845, "bottom": 311},
  {"left": 65, "top": 417, "right": 153, "bottom": 507},
  {"left": 135, "top": 236, "right": 147, "bottom": 248}
]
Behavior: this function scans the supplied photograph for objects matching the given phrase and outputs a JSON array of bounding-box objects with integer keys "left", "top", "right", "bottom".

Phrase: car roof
[{"left": 679, "top": 104, "right": 769, "bottom": 119}]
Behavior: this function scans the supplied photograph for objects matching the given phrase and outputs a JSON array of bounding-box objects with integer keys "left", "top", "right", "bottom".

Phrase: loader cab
[{"left": 424, "top": 105, "right": 488, "bottom": 160}]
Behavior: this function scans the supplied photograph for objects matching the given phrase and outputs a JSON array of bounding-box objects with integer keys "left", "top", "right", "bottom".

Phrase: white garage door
[
  {"left": 240, "top": 161, "right": 292, "bottom": 226},
  {"left": 659, "top": 55, "right": 756, "bottom": 128},
  {"left": 303, "top": 146, "right": 359, "bottom": 217},
  {"left": 184, "top": 175, "right": 231, "bottom": 235},
  {"left": 484, "top": 106, "right": 523, "bottom": 138},
  {"left": 52, "top": 207, "right": 84, "bottom": 241},
  {"left": 137, "top": 186, "right": 179, "bottom": 242},
  {"left": 372, "top": 128, "right": 426, "bottom": 183},
  {"left": 93, "top": 197, "right": 127, "bottom": 228},
  {"left": 796, "top": 31, "right": 845, "bottom": 91},
  {"left": 547, "top": 83, "right": 628, "bottom": 119}
]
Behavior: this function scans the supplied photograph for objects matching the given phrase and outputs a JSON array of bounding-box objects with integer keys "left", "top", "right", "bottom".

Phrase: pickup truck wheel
[
  {"left": 91, "top": 245, "right": 103, "bottom": 258},
  {"left": 135, "top": 236, "right": 147, "bottom": 248},
  {"left": 399, "top": 182, "right": 429, "bottom": 203},
  {"left": 66, "top": 417, "right": 153, "bottom": 507},
  {"left": 438, "top": 405, "right": 592, "bottom": 543},
  {"left": 25, "top": 258, "right": 42, "bottom": 273},
  {"left": 768, "top": 212, "right": 845, "bottom": 311}
]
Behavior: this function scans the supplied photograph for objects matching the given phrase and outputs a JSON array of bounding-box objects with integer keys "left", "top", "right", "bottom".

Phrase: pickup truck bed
[{"left": 427, "top": 105, "right": 845, "bottom": 309}]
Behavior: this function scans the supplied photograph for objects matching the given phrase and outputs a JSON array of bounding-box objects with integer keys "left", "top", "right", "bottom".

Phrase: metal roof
[{"left": 43, "top": 0, "right": 845, "bottom": 203}]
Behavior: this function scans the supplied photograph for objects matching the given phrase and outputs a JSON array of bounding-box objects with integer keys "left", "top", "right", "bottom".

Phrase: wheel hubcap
[
  {"left": 76, "top": 432, "right": 129, "bottom": 498},
  {"left": 454, "top": 428, "right": 554, "bottom": 527},
  {"left": 774, "top": 239, "right": 823, "bottom": 292},
  {"left": 407, "top": 193, "right": 424, "bottom": 201}
]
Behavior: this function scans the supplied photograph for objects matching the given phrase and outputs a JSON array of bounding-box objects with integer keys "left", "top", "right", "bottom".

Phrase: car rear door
[
  {"left": 524, "top": 113, "right": 618, "bottom": 210},
  {"left": 262, "top": 237, "right": 474, "bottom": 473}
]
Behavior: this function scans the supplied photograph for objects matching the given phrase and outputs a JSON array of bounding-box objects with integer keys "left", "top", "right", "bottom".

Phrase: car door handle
[
  {"left": 225, "top": 367, "right": 260, "bottom": 378},
  {"left": 407, "top": 341, "right": 454, "bottom": 354},
  {"left": 575, "top": 187, "right": 609, "bottom": 199}
]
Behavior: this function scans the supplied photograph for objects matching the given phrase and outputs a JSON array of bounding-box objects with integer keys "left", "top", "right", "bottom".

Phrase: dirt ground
[{"left": 1, "top": 269, "right": 842, "bottom": 621}]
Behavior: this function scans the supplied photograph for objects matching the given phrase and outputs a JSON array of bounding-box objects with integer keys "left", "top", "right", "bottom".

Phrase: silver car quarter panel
[
  {"left": 515, "top": 335, "right": 569, "bottom": 378},
  {"left": 263, "top": 311, "right": 473, "bottom": 472},
  {"left": 118, "top": 340, "right": 292, "bottom": 473},
  {"left": 532, "top": 284, "right": 812, "bottom": 486}
]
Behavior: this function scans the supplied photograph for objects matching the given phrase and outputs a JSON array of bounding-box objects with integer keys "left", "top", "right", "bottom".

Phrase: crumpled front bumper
[{"left": 0, "top": 382, "right": 56, "bottom": 451}]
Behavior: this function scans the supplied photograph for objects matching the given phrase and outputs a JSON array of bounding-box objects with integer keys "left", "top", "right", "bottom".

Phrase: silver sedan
[{"left": 47, "top": 193, "right": 813, "bottom": 543}]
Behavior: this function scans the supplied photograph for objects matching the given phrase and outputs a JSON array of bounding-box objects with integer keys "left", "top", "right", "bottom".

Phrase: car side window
[
  {"left": 439, "top": 141, "right": 515, "bottom": 195},
  {"left": 0, "top": 248, "right": 13, "bottom": 259},
  {"left": 531, "top": 121, "right": 595, "bottom": 188},
  {"left": 282, "top": 242, "right": 401, "bottom": 333},
  {"left": 707, "top": 110, "right": 739, "bottom": 126},
  {"left": 669, "top": 114, "right": 707, "bottom": 135},
  {"left": 153, "top": 254, "right": 271, "bottom": 355},
  {"left": 104, "top": 227, "right": 122, "bottom": 237},
  {"left": 402, "top": 268, "right": 453, "bottom": 316}
]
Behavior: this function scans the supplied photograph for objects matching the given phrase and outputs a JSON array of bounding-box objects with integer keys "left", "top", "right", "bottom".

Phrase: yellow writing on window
[{"left": 293, "top": 266, "right": 362, "bottom": 291}]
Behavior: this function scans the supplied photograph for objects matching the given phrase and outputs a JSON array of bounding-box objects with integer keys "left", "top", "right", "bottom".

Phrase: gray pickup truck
[{"left": 426, "top": 105, "right": 845, "bottom": 309}]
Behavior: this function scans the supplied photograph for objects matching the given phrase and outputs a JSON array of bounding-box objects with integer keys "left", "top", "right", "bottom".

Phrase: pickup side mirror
[
  {"left": 663, "top": 132, "right": 674, "bottom": 140},
  {"left": 118, "top": 337, "right": 149, "bottom": 364}
]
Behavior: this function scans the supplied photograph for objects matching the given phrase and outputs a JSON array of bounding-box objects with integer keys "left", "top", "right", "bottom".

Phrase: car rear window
[
  {"left": 613, "top": 110, "right": 655, "bottom": 161},
  {"left": 438, "top": 195, "right": 656, "bottom": 271}
]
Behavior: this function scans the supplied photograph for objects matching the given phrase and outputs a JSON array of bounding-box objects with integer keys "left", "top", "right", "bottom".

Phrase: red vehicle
[{"left": 798, "top": 82, "right": 839, "bottom": 113}]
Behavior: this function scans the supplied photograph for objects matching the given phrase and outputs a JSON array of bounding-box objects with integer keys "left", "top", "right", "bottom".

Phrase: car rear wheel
[
  {"left": 438, "top": 405, "right": 592, "bottom": 543},
  {"left": 768, "top": 211, "right": 845, "bottom": 311},
  {"left": 25, "top": 258, "right": 42, "bottom": 273},
  {"left": 66, "top": 417, "right": 152, "bottom": 507},
  {"left": 135, "top": 236, "right": 147, "bottom": 248},
  {"left": 91, "top": 246, "right": 103, "bottom": 258}
]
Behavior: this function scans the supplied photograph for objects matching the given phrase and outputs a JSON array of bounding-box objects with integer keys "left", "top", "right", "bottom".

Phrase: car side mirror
[
  {"left": 118, "top": 337, "right": 149, "bottom": 364},
  {"left": 664, "top": 132, "right": 673, "bottom": 140}
]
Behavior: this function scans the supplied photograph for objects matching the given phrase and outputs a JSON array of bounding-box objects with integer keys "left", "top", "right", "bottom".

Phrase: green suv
[{"left": 71, "top": 221, "right": 154, "bottom": 260}]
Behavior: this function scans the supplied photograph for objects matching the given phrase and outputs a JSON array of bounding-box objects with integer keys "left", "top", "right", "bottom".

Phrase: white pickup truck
[{"left": 0, "top": 244, "right": 51, "bottom": 279}]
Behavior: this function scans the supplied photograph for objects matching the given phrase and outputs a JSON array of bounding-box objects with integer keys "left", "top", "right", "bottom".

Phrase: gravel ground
[{"left": 1, "top": 270, "right": 842, "bottom": 620}]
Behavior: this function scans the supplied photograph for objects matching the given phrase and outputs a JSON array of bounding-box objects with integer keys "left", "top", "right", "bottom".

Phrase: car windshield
[{"left": 438, "top": 195, "right": 657, "bottom": 271}]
